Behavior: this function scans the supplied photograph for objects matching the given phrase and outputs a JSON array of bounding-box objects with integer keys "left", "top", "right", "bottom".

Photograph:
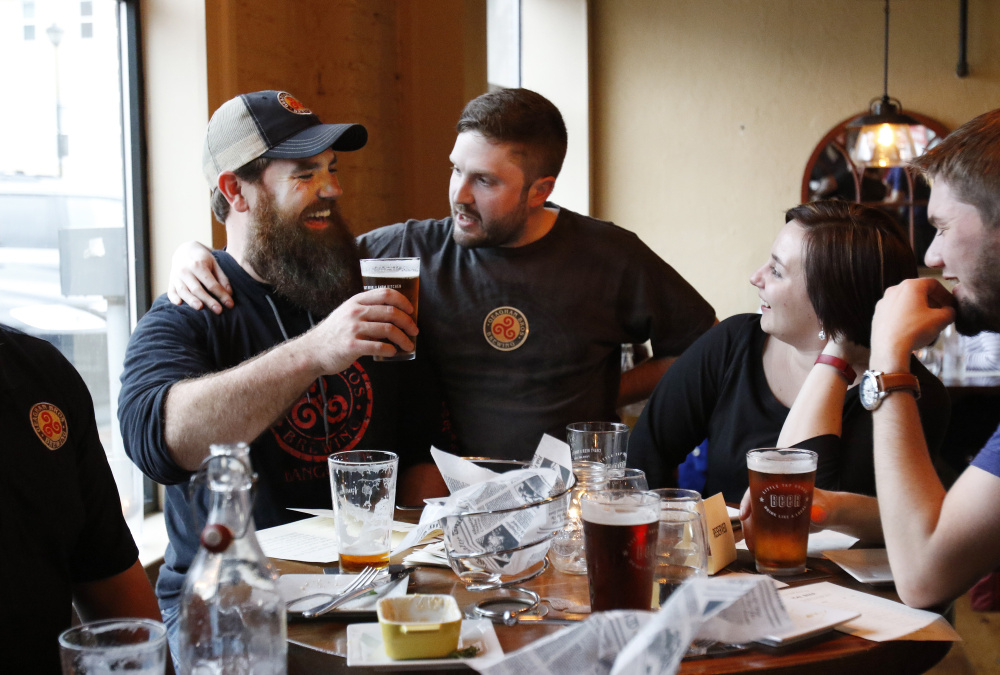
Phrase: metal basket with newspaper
[{"left": 442, "top": 458, "right": 575, "bottom": 623}]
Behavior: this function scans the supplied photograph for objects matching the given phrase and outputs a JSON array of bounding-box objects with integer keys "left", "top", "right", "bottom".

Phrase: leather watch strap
[
  {"left": 815, "top": 354, "right": 857, "bottom": 383},
  {"left": 879, "top": 372, "right": 921, "bottom": 398}
]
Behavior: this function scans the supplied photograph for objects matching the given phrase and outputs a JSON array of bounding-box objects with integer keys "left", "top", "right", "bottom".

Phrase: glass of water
[{"left": 59, "top": 619, "right": 167, "bottom": 675}]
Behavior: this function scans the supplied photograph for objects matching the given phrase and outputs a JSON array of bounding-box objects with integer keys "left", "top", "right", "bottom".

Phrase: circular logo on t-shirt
[
  {"left": 271, "top": 362, "right": 372, "bottom": 462},
  {"left": 277, "top": 92, "right": 312, "bottom": 115},
  {"left": 483, "top": 306, "right": 529, "bottom": 351},
  {"left": 30, "top": 402, "right": 68, "bottom": 450}
]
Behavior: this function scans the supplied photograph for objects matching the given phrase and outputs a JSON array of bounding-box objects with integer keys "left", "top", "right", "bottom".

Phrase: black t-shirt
[
  {"left": 0, "top": 326, "right": 138, "bottom": 675},
  {"left": 119, "top": 252, "right": 434, "bottom": 609},
  {"left": 359, "top": 204, "right": 717, "bottom": 459},
  {"left": 628, "top": 314, "right": 951, "bottom": 502}
]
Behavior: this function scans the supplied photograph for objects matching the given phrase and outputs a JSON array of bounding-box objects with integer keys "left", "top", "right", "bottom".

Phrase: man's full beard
[
  {"left": 954, "top": 235, "right": 1000, "bottom": 336},
  {"left": 245, "top": 190, "right": 362, "bottom": 317}
]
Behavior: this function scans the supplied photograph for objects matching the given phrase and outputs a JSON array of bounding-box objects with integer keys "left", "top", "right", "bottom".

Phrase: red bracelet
[{"left": 815, "top": 354, "right": 857, "bottom": 383}]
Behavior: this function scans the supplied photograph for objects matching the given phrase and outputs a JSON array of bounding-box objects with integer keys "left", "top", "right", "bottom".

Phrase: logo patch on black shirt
[
  {"left": 484, "top": 306, "right": 529, "bottom": 351},
  {"left": 30, "top": 402, "right": 68, "bottom": 450},
  {"left": 271, "top": 362, "right": 373, "bottom": 462}
]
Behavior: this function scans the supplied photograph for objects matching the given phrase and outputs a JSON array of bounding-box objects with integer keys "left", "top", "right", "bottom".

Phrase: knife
[{"left": 300, "top": 566, "right": 414, "bottom": 619}]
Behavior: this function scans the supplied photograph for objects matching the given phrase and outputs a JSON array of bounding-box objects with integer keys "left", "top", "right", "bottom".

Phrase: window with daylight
[{"left": 0, "top": 0, "right": 152, "bottom": 537}]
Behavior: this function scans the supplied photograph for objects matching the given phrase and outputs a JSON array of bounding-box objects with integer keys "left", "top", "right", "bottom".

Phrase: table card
[{"left": 703, "top": 492, "right": 736, "bottom": 574}]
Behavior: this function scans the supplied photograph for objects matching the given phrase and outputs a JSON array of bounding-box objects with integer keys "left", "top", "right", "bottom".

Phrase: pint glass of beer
[
  {"left": 328, "top": 450, "right": 398, "bottom": 572},
  {"left": 360, "top": 257, "right": 420, "bottom": 361},
  {"left": 581, "top": 490, "right": 659, "bottom": 611},
  {"left": 746, "top": 448, "right": 818, "bottom": 575}
]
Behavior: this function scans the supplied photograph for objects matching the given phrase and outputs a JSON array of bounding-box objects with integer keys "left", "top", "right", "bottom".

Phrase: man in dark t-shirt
[
  {"left": 118, "top": 90, "right": 420, "bottom": 652},
  {"left": 2, "top": 325, "right": 162, "bottom": 674}
]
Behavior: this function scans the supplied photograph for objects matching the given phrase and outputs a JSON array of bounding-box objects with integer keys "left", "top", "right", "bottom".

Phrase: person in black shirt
[{"left": 1, "top": 325, "right": 162, "bottom": 674}]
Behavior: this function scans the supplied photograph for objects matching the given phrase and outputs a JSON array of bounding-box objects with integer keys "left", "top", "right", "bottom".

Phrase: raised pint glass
[
  {"left": 581, "top": 490, "right": 659, "bottom": 611},
  {"left": 360, "top": 257, "right": 420, "bottom": 361},
  {"left": 747, "top": 448, "right": 818, "bottom": 575}
]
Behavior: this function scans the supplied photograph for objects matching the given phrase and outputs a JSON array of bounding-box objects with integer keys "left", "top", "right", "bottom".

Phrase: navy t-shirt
[
  {"left": 971, "top": 423, "right": 1000, "bottom": 478},
  {"left": 119, "top": 252, "right": 435, "bottom": 610}
]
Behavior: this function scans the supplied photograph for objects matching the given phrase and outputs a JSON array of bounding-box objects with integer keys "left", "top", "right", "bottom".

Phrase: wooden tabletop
[{"left": 277, "top": 547, "right": 952, "bottom": 675}]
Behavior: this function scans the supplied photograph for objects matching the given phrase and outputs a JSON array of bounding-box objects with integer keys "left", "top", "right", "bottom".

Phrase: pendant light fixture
[{"left": 848, "top": 0, "right": 919, "bottom": 169}]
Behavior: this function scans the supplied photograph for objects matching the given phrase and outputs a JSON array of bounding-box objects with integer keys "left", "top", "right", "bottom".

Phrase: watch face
[{"left": 860, "top": 371, "right": 880, "bottom": 410}]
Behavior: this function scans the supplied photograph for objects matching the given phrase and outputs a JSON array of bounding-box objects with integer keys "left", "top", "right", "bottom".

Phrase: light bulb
[{"left": 877, "top": 123, "right": 895, "bottom": 147}]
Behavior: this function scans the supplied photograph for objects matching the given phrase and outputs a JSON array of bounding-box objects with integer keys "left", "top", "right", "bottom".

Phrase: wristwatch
[{"left": 860, "top": 370, "right": 921, "bottom": 411}]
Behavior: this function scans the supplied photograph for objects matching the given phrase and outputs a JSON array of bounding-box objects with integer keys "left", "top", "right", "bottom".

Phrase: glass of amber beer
[
  {"left": 360, "top": 257, "right": 420, "bottom": 361},
  {"left": 328, "top": 450, "right": 398, "bottom": 572},
  {"left": 581, "top": 489, "right": 660, "bottom": 611},
  {"left": 746, "top": 448, "right": 818, "bottom": 575}
]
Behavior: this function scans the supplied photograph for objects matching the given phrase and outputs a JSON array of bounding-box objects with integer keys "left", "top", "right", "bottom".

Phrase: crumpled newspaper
[
  {"left": 472, "top": 576, "right": 792, "bottom": 675},
  {"left": 393, "top": 436, "right": 574, "bottom": 579}
]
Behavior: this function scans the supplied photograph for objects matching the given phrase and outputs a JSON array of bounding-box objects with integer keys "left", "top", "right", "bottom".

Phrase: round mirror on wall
[{"left": 801, "top": 112, "right": 948, "bottom": 266}]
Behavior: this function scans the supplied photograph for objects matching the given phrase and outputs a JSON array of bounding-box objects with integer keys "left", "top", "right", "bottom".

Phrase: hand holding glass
[{"left": 360, "top": 257, "right": 420, "bottom": 361}]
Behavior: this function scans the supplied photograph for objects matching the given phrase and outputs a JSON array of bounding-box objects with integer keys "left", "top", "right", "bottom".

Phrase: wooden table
[{"left": 277, "top": 548, "right": 952, "bottom": 674}]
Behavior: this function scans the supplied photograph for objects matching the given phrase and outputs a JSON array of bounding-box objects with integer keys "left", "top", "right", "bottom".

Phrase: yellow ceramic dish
[{"left": 376, "top": 594, "right": 462, "bottom": 660}]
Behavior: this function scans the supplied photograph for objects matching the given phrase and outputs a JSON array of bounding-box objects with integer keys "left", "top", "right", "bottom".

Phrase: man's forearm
[
  {"left": 871, "top": 389, "right": 950, "bottom": 605},
  {"left": 164, "top": 337, "right": 320, "bottom": 470},
  {"left": 618, "top": 356, "right": 674, "bottom": 408}
]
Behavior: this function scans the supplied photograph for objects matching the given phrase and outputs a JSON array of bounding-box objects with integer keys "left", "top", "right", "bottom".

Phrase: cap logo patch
[
  {"left": 484, "top": 306, "right": 529, "bottom": 351},
  {"left": 277, "top": 92, "right": 312, "bottom": 115},
  {"left": 30, "top": 402, "right": 68, "bottom": 450}
]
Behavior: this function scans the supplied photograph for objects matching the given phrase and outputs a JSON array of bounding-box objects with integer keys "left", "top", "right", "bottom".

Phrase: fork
[
  {"left": 287, "top": 565, "right": 378, "bottom": 615},
  {"left": 300, "top": 565, "right": 384, "bottom": 618}
]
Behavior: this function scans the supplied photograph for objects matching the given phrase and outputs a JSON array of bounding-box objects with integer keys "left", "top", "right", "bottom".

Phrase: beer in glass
[
  {"left": 746, "top": 448, "right": 818, "bottom": 575},
  {"left": 328, "top": 450, "right": 398, "bottom": 572},
  {"left": 360, "top": 257, "right": 420, "bottom": 361},
  {"left": 581, "top": 490, "right": 659, "bottom": 611}
]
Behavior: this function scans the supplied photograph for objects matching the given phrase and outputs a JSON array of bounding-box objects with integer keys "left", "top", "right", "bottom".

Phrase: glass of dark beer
[
  {"left": 746, "top": 448, "right": 818, "bottom": 575},
  {"left": 360, "top": 257, "right": 420, "bottom": 361},
  {"left": 581, "top": 489, "right": 659, "bottom": 611}
]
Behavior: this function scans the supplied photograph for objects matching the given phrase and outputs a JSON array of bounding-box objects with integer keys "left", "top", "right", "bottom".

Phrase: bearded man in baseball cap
[{"left": 118, "top": 90, "right": 423, "bottom": 661}]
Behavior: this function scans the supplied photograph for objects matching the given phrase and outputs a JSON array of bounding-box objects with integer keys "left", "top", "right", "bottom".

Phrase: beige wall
[
  {"left": 141, "top": 0, "right": 209, "bottom": 303},
  {"left": 591, "top": 0, "right": 1000, "bottom": 321}
]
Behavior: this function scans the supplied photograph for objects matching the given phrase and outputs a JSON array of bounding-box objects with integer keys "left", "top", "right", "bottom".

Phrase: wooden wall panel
[{"left": 204, "top": 0, "right": 487, "bottom": 246}]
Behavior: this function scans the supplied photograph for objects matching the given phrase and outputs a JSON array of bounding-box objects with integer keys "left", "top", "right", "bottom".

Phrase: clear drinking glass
[
  {"left": 328, "top": 450, "right": 399, "bottom": 572},
  {"left": 606, "top": 467, "right": 647, "bottom": 490},
  {"left": 653, "top": 508, "right": 708, "bottom": 607},
  {"left": 550, "top": 461, "right": 608, "bottom": 575},
  {"left": 59, "top": 619, "right": 167, "bottom": 675},
  {"left": 566, "top": 421, "right": 629, "bottom": 469}
]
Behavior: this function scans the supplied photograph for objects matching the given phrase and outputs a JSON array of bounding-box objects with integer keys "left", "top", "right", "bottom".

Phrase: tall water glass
[
  {"left": 566, "top": 421, "right": 629, "bottom": 469},
  {"left": 329, "top": 450, "right": 398, "bottom": 572},
  {"left": 581, "top": 489, "right": 659, "bottom": 611},
  {"left": 747, "top": 448, "right": 818, "bottom": 575},
  {"left": 653, "top": 508, "right": 708, "bottom": 607},
  {"left": 59, "top": 619, "right": 167, "bottom": 675}
]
